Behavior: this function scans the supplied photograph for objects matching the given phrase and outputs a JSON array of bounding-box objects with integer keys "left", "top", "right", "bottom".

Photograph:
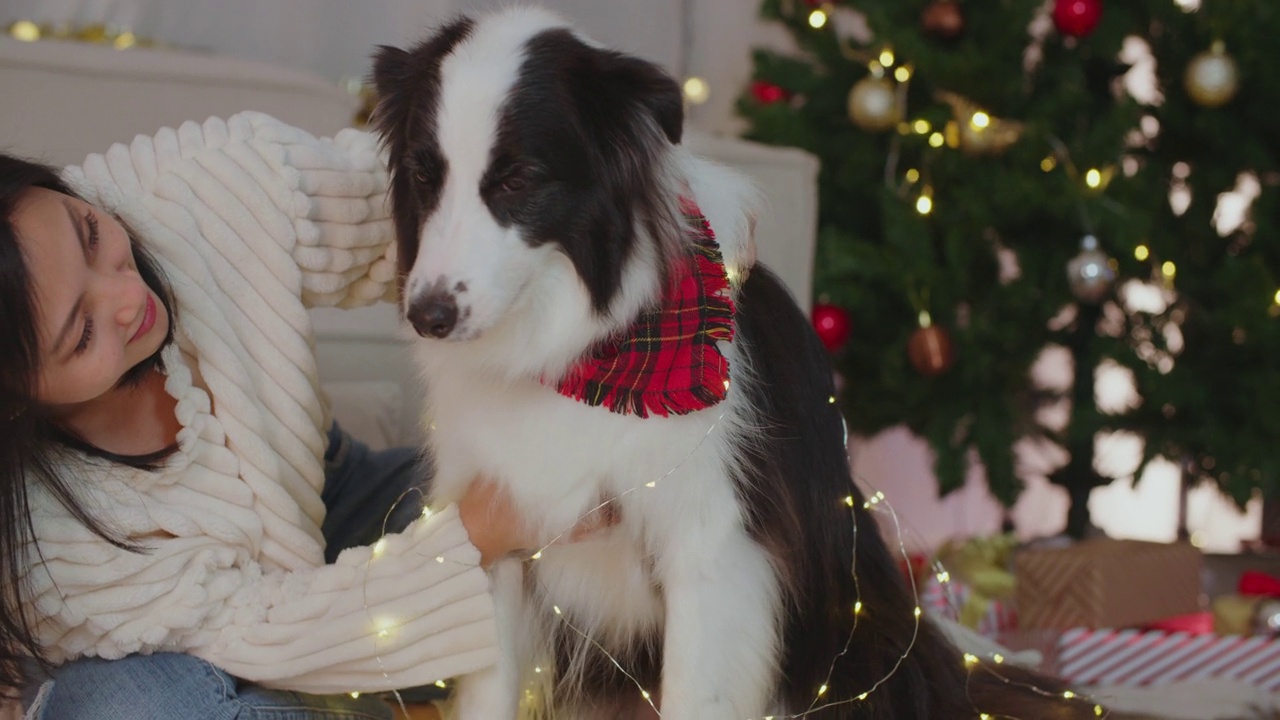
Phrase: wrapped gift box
[
  {"left": 1055, "top": 627, "right": 1280, "bottom": 691},
  {"left": 1015, "top": 538, "right": 1203, "bottom": 630},
  {"left": 922, "top": 574, "right": 1018, "bottom": 638}
]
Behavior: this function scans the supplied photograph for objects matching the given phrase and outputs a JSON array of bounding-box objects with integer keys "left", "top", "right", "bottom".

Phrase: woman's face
[{"left": 12, "top": 187, "right": 170, "bottom": 411}]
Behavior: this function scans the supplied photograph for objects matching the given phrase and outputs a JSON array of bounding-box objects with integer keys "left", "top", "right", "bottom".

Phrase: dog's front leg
[
  {"left": 451, "top": 559, "right": 525, "bottom": 720},
  {"left": 657, "top": 526, "right": 782, "bottom": 720}
]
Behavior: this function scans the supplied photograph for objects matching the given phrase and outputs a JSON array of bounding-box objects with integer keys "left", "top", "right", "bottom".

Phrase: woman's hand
[{"left": 456, "top": 478, "right": 619, "bottom": 567}]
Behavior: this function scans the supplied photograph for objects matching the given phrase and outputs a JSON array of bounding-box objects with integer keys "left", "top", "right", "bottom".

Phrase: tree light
[
  {"left": 1085, "top": 168, "right": 1103, "bottom": 188},
  {"left": 970, "top": 111, "right": 990, "bottom": 129},
  {"left": 894, "top": 65, "right": 912, "bottom": 82},
  {"left": 878, "top": 49, "right": 895, "bottom": 67},
  {"left": 808, "top": 9, "right": 828, "bottom": 28},
  {"left": 1135, "top": 244, "right": 1150, "bottom": 261}
]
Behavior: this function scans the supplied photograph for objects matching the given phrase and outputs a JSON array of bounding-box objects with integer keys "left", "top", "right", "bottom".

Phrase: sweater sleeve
[
  {"left": 62, "top": 111, "right": 399, "bottom": 312},
  {"left": 27, "top": 502, "right": 499, "bottom": 695}
]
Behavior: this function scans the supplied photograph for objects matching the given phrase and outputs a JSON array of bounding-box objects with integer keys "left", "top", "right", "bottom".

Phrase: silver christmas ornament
[{"left": 1067, "top": 235, "right": 1116, "bottom": 304}]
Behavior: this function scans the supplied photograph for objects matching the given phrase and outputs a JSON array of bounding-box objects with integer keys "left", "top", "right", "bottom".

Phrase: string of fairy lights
[{"left": 352, "top": 391, "right": 1111, "bottom": 719}]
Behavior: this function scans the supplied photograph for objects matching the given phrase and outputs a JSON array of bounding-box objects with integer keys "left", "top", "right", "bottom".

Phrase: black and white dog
[{"left": 372, "top": 8, "right": 1091, "bottom": 720}]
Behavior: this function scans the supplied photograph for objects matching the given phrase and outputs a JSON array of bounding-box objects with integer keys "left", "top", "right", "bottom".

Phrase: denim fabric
[
  {"left": 30, "top": 653, "right": 394, "bottom": 720},
  {"left": 28, "top": 422, "right": 441, "bottom": 719}
]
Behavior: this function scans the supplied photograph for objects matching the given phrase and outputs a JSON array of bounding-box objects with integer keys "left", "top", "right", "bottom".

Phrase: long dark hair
[{"left": 0, "top": 153, "right": 177, "bottom": 694}]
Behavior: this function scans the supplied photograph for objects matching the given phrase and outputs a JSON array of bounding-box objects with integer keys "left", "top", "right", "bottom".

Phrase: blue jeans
[{"left": 27, "top": 423, "right": 438, "bottom": 719}]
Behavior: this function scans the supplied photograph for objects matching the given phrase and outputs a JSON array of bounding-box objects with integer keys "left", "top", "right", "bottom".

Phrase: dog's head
[{"left": 371, "top": 8, "right": 685, "bottom": 342}]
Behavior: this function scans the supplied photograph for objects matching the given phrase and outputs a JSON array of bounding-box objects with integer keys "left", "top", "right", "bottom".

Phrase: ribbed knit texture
[{"left": 20, "top": 112, "right": 499, "bottom": 694}]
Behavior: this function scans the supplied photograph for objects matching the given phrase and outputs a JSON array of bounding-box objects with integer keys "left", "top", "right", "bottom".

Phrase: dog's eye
[{"left": 499, "top": 175, "right": 527, "bottom": 193}]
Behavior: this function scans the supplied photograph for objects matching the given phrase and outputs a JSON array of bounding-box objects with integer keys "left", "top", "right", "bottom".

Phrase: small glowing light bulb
[
  {"left": 963, "top": 653, "right": 979, "bottom": 667},
  {"left": 350, "top": 692, "right": 361, "bottom": 699},
  {"left": 645, "top": 481, "right": 657, "bottom": 488},
  {"left": 641, "top": 690, "right": 652, "bottom": 700},
  {"left": 992, "top": 653, "right": 1005, "bottom": 664},
  {"left": 1094, "top": 705, "right": 1104, "bottom": 716},
  {"left": 817, "top": 683, "right": 829, "bottom": 697},
  {"left": 854, "top": 601, "right": 863, "bottom": 615},
  {"left": 1085, "top": 168, "right": 1103, "bottom": 188},
  {"left": 1135, "top": 244, "right": 1150, "bottom": 261},
  {"left": 878, "top": 49, "right": 895, "bottom": 67},
  {"left": 928, "top": 132, "right": 945, "bottom": 148},
  {"left": 937, "top": 571, "right": 950, "bottom": 583},
  {"left": 912, "top": 119, "right": 931, "bottom": 134},
  {"left": 913, "top": 606, "right": 922, "bottom": 617},
  {"left": 531, "top": 551, "right": 543, "bottom": 560},
  {"left": 857, "top": 693, "right": 868, "bottom": 701},
  {"left": 1162, "top": 261, "right": 1177, "bottom": 279},
  {"left": 372, "top": 538, "right": 388, "bottom": 557},
  {"left": 894, "top": 65, "right": 912, "bottom": 82},
  {"left": 1273, "top": 289, "right": 1280, "bottom": 305},
  {"left": 970, "top": 111, "right": 990, "bottom": 129},
  {"left": 905, "top": 168, "right": 920, "bottom": 183},
  {"left": 10, "top": 20, "right": 40, "bottom": 42},
  {"left": 828, "top": 395, "right": 837, "bottom": 404},
  {"left": 915, "top": 194, "right": 933, "bottom": 215},
  {"left": 808, "top": 9, "right": 828, "bottom": 28},
  {"left": 1041, "top": 156, "right": 1058, "bottom": 172},
  {"left": 435, "top": 556, "right": 445, "bottom": 563},
  {"left": 553, "top": 605, "right": 563, "bottom": 615},
  {"left": 682, "top": 76, "right": 710, "bottom": 105},
  {"left": 1063, "top": 690, "right": 1077, "bottom": 699},
  {"left": 435, "top": 680, "right": 448, "bottom": 689},
  {"left": 535, "top": 666, "right": 543, "bottom": 674}
]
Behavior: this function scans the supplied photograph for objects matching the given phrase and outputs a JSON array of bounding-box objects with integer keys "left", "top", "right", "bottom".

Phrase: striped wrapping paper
[
  {"left": 922, "top": 575, "right": 1018, "bottom": 639},
  {"left": 1056, "top": 627, "right": 1280, "bottom": 691}
]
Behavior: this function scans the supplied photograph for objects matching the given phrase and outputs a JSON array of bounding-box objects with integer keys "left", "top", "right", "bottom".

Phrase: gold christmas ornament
[
  {"left": 848, "top": 76, "right": 901, "bottom": 133},
  {"left": 1185, "top": 41, "right": 1240, "bottom": 108},
  {"left": 938, "top": 92, "right": 1023, "bottom": 156}
]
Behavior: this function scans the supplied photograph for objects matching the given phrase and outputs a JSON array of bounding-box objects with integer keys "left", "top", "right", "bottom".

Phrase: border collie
[{"left": 372, "top": 8, "right": 1094, "bottom": 719}]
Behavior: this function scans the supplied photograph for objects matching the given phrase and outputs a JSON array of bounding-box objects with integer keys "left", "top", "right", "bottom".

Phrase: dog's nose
[{"left": 407, "top": 292, "right": 459, "bottom": 338}]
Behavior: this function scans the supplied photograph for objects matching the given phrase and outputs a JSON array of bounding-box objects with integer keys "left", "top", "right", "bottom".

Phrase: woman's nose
[{"left": 105, "top": 270, "right": 147, "bottom": 329}]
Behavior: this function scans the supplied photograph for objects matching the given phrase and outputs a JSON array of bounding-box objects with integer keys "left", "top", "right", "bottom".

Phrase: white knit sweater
[{"left": 19, "top": 112, "right": 499, "bottom": 695}]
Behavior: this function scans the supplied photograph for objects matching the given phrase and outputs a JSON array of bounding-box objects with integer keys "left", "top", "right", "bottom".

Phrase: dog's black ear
[
  {"left": 600, "top": 54, "right": 684, "bottom": 146},
  {"left": 371, "top": 45, "right": 412, "bottom": 96}
]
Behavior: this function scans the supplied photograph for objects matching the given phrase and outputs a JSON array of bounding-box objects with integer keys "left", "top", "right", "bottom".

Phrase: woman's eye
[
  {"left": 85, "top": 211, "right": 100, "bottom": 250},
  {"left": 74, "top": 316, "right": 95, "bottom": 355}
]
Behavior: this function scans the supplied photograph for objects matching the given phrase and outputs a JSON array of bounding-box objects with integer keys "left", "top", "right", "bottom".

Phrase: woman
[{"left": 0, "top": 112, "right": 613, "bottom": 718}]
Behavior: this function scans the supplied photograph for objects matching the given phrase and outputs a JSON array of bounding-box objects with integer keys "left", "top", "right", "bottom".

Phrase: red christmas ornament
[
  {"left": 812, "top": 303, "right": 852, "bottom": 353},
  {"left": 1052, "top": 0, "right": 1102, "bottom": 38},
  {"left": 750, "top": 80, "right": 789, "bottom": 105}
]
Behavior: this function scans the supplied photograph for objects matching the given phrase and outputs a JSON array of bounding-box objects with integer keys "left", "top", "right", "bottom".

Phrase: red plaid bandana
[{"left": 553, "top": 201, "right": 735, "bottom": 418}]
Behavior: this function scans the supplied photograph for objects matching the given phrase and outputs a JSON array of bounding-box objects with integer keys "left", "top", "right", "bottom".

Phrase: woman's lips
[{"left": 131, "top": 294, "right": 156, "bottom": 343}]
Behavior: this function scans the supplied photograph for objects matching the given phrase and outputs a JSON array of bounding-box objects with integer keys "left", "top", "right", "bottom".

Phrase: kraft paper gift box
[{"left": 1014, "top": 538, "right": 1203, "bottom": 630}]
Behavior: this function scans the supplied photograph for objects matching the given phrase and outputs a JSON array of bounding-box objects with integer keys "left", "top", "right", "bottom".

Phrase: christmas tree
[{"left": 737, "top": 0, "right": 1279, "bottom": 538}]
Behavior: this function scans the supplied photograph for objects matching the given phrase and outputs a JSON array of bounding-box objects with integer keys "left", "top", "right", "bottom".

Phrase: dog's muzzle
[{"left": 407, "top": 290, "right": 459, "bottom": 338}]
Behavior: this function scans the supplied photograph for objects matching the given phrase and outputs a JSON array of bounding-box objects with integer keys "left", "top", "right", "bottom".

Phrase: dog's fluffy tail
[{"left": 734, "top": 266, "right": 1100, "bottom": 719}]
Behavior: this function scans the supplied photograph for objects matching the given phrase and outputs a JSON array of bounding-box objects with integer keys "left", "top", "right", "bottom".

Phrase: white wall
[{"left": 1, "top": 0, "right": 761, "bottom": 135}]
